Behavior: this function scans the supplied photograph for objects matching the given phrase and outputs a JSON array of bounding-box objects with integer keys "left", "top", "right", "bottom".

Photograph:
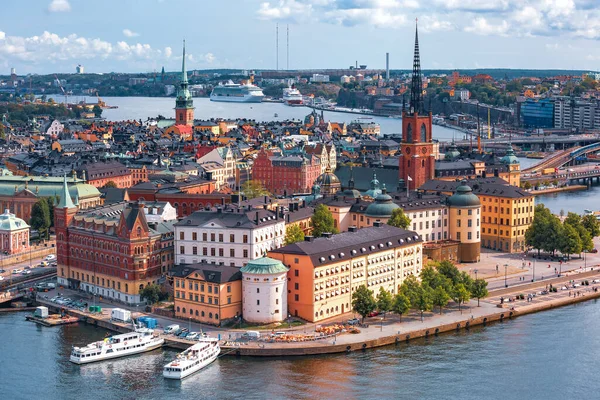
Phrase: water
[
  {"left": 1, "top": 301, "right": 599, "bottom": 399},
  {"left": 55, "top": 96, "right": 460, "bottom": 140}
]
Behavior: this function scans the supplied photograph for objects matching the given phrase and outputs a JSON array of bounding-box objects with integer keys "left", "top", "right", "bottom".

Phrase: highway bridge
[
  {"left": 523, "top": 142, "right": 600, "bottom": 173},
  {"left": 453, "top": 133, "right": 600, "bottom": 151}
]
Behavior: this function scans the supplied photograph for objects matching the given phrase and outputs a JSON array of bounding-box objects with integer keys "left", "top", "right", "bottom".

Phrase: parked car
[
  {"left": 186, "top": 332, "right": 199, "bottom": 340},
  {"left": 12, "top": 268, "right": 22, "bottom": 274},
  {"left": 347, "top": 318, "right": 360, "bottom": 325},
  {"left": 164, "top": 324, "right": 180, "bottom": 334},
  {"left": 0, "top": 276, "right": 4, "bottom": 281},
  {"left": 591, "top": 249, "right": 598, "bottom": 253},
  {"left": 21, "top": 270, "right": 31, "bottom": 275},
  {"left": 24, "top": 266, "right": 31, "bottom": 270},
  {"left": 44, "top": 254, "right": 57, "bottom": 261},
  {"left": 368, "top": 311, "right": 380, "bottom": 317},
  {"left": 176, "top": 328, "right": 189, "bottom": 337},
  {"left": 0, "top": 269, "right": 6, "bottom": 273}
]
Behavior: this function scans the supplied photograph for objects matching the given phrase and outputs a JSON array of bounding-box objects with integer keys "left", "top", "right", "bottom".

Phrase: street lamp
[
  {"left": 504, "top": 264, "right": 508, "bottom": 288},
  {"left": 474, "top": 269, "right": 478, "bottom": 280},
  {"left": 288, "top": 313, "right": 291, "bottom": 329},
  {"left": 380, "top": 317, "right": 383, "bottom": 331},
  {"left": 420, "top": 309, "right": 424, "bottom": 322},
  {"left": 532, "top": 258, "right": 536, "bottom": 282},
  {"left": 584, "top": 250, "right": 588, "bottom": 270}
]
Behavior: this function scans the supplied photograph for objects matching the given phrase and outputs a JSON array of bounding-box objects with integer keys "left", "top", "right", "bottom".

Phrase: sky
[{"left": 2, "top": 0, "right": 600, "bottom": 74}]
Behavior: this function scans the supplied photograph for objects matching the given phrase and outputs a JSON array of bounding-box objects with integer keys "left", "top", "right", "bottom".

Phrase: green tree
[
  {"left": 351, "top": 285, "right": 376, "bottom": 323},
  {"left": 387, "top": 208, "right": 411, "bottom": 229},
  {"left": 582, "top": 214, "right": 600, "bottom": 238},
  {"left": 102, "top": 181, "right": 118, "bottom": 188},
  {"left": 392, "top": 293, "right": 410, "bottom": 322},
  {"left": 452, "top": 283, "right": 471, "bottom": 314},
  {"left": 399, "top": 275, "right": 421, "bottom": 306},
  {"left": 432, "top": 286, "right": 450, "bottom": 315},
  {"left": 45, "top": 196, "right": 56, "bottom": 228},
  {"left": 471, "top": 279, "right": 489, "bottom": 307},
  {"left": 564, "top": 212, "right": 581, "bottom": 227},
  {"left": 241, "top": 180, "right": 271, "bottom": 200},
  {"left": 559, "top": 223, "right": 582, "bottom": 258},
  {"left": 284, "top": 224, "right": 305, "bottom": 245},
  {"left": 92, "top": 104, "right": 103, "bottom": 118},
  {"left": 414, "top": 285, "right": 434, "bottom": 321},
  {"left": 311, "top": 204, "right": 338, "bottom": 237},
  {"left": 139, "top": 284, "right": 162, "bottom": 305},
  {"left": 376, "top": 287, "right": 393, "bottom": 319},
  {"left": 30, "top": 199, "right": 51, "bottom": 240},
  {"left": 436, "top": 260, "right": 461, "bottom": 285}
]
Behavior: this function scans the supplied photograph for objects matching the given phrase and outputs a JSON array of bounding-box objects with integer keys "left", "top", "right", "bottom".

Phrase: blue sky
[{"left": 2, "top": 0, "right": 600, "bottom": 74}]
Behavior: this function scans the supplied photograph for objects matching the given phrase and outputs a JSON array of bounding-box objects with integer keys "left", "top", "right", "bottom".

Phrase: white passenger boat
[
  {"left": 70, "top": 324, "right": 164, "bottom": 364},
  {"left": 163, "top": 338, "right": 220, "bottom": 379}
]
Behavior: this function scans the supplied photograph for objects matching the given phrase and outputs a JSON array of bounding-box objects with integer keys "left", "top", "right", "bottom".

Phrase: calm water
[
  {"left": 57, "top": 95, "right": 461, "bottom": 141},
  {"left": 2, "top": 301, "right": 600, "bottom": 399}
]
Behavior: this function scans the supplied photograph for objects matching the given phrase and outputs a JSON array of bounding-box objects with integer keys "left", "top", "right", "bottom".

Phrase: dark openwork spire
[{"left": 410, "top": 19, "right": 424, "bottom": 115}]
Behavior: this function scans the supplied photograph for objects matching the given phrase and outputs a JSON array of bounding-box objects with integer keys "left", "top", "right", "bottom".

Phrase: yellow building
[{"left": 171, "top": 264, "right": 242, "bottom": 326}]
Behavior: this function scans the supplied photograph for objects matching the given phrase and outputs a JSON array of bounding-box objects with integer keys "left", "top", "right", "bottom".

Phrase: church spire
[
  {"left": 410, "top": 18, "right": 424, "bottom": 115},
  {"left": 181, "top": 39, "right": 188, "bottom": 84},
  {"left": 57, "top": 173, "right": 75, "bottom": 209}
]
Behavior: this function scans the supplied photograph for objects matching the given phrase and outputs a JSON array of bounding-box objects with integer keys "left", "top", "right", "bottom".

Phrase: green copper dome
[
  {"left": 445, "top": 141, "right": 461, "bottom": 161},
  {"left": 365, "top": 185, "right": 399, "bottom": 217},
  {"left": 448, "top": 181, "right": 480, "bottom": 207},
  {"left": 501, "top": 144, "right": 519, "bottom": 165},
  {"left": 240, "top": 257, "right": 289, "bottom": 275}
]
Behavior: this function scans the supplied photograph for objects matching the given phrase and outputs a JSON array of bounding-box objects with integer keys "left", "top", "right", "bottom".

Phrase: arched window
[
  {"left": 420, "top": 123, "right": 427, "bottom": 142},
  {"left": 137, "top": 227, "right": 142, "bottom": 238},
  {"left": 209, "top": 312, "right": 213, "bottom": 319},
  {"left": 201, "top": 311, "right": 205, "bottom": 317},
  {"left": 177, "top": 306, "right": 180, "bottom": 312},
  {"left": 182, "top": 307, "right": 186, "bottom": 314},
  {"left": 215, "top": 314, "right": 219, "bottom": 320},
  {"left": 422, "top": 159, "right": 425, "bottom": 167},
  {"left": 406, "top": 123, "right": 413, "bottom": 142}
]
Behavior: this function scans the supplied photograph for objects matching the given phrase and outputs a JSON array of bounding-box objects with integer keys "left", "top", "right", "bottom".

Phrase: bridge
[
  {"left": 523, "top": 142, "right": 600, "bottom": 174},
  {"left": 453, "top": 133, "right": 600, "bottom": 151}
]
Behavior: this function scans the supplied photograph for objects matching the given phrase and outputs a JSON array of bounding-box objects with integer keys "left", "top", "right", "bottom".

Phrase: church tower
[
  {"left": 399, "top": 20, "right": 434, "bottom": 190},
  {"left": 175, "top": 40, "right": 194, "bottom": 126},
  {"left": 55, "top": 174, "right": 78, "bottom": 288}
]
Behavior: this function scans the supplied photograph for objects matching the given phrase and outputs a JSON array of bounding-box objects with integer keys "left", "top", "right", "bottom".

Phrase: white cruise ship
[
  {"left": 163, "top": 338, "right": 220, "bottom": 379},
  {"left": 283, "top": 85, "right": 303, "bottom": 106},
  {"left": 210, "top": 80, "right": 265, "bottom": 103},
  {"left": 70, "top": 325, "right": 164, "bottom": 364}
]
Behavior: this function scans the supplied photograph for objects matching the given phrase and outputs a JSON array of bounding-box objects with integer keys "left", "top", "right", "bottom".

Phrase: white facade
[
  {"left": 197, "top": 147, "right": 237, "bottom": 190},
  {"left": 311, "top": 74, "right": 330, "bottom": 83},
  {"left": 241, "top": 260, "right": 288, "bottom": 323},
  {"left": 409, "top": 207, "right": 449, "bottom": 243},
  {"left": 175, "top": 210, "right": 285, "bottom": 267},
  {"left": 45, "top": 120, "right": 64, "bottom": 136},
  {"left": 143, "top": 201, "right": 178, "bottom": 224}
]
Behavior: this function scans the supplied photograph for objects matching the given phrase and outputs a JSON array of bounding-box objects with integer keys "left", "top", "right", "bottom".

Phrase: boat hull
[{"left": 210, "top": 95, "right": 264, "bottom": 103}]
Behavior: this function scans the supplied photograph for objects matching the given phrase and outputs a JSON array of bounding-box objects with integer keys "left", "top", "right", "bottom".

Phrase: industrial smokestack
[
  {"left": 386, "top": 53, "right": 390, "bottom": 81},
  {"left": 276, "top": 23, "right": 279, "bottom": 71}
]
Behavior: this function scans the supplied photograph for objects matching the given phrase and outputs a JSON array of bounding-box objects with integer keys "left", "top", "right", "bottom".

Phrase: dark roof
[
  {"left": 419, "top": 179, "right": 533, "bottom": 199},
  {"left": 271, "top": 225, "right": 421, "bottom": 266},
  {"left": 335, "top": 166, "right": 400, "bottom": 192},
  {"left": 175, "top": 208, "right": 283, "bottom": 228},
  {"left": 170, "top": 263, "right": 242, "bottom": 283},
  {"left": 99, "top": 188, "right": 129, "bottom": 204}
]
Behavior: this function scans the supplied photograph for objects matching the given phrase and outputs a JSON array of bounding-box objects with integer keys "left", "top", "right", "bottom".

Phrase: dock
[{"left": 26, "top": 314, "right": 79, "bottom": 327}]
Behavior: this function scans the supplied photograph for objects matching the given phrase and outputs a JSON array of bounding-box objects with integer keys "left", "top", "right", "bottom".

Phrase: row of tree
[
  {"left": 525, "top": 205, "right": 599, "bottom": 258},
  {"left": 30, "top": 197, "right": 58, "bottom": 240},
  {"left": 351, "top": 260, "right": 489, "bottom": 322}
]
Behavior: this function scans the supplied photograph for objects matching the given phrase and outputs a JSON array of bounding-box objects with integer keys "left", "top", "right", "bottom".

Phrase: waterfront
[
  {"left": 2, "top": 299, "right": 600, "bottom": 400},
  {"left": 54, "top": 95, "right": 461, "bottom": 140}
]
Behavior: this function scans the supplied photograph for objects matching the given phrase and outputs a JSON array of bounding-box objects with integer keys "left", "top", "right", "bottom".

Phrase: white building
[
  {"left": 311, "top": 74, "right": 330, "bottom": 83},
  {"left": 174, "top": 207, "right": 285, "bottom": 267},
  {"left": 76, "top": 64, "right": 84, "bottom": 74},
  {"left": 44, "top": 119, "right": 64, "bottom": 136},
  {"left": 554, "top": 96, "right": 600, "bottom": 129},
  {"left": 0, "top": 209, "right": 29, "bottom": 255},
  {"left": 240, "top": 256, "right": 289, "bottom": 323},
  {"left": 197, "top": 146, "right": 237, "bottom": 190},
  {"left": 142, "top": 201, "right": 178, "bottom": 225}
]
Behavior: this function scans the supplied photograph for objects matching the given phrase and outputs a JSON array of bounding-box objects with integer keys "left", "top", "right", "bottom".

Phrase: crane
[{"left": 54, "top": 74, "right": 67, "bottom": 105}]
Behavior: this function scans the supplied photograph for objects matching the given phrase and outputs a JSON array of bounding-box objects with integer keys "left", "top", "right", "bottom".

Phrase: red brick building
[
  {"left": 252, "top": 149, "right": 322, "bottom": 195},
  {"left": 55, "top": 177, "right": 175, "bottom": 305},
  {"left": 77, "top": 160, "right": 132, "bottom": 189}
]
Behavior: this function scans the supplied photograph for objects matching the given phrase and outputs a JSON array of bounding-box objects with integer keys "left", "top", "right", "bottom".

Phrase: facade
[
  {"left": 174, "top": 207, "right": 286, "bottom": 267},
  {"left": 196, "top": 147, "right": 237, "bottom": 190},
  {"left": 554, "top": 96, "right": 600, "bottom": 130},
  {"left": 174, "top": 41, "right": 194, "bottom": 126},
  {"left": 447, "top": 183, "right": 481, "bottom": 262},
  {"left": 77, "top": 161, "right": 132, "bottom": 189},
  {"left": 56, "top": 179, "right": 176, "bottom": 304},
  {"left": 520, "top": 98, "right": 554, "bottom": 129},
  {"left": 240, "top": 257, "right": 289, "bottom": 324},
  {"left": 269, "top": 224, "right": 423, "bottom": 322},
  {"left": 399, "top": 23, "right": 435, "bottom": 190},
  {"left": 0, "top": 209, "right": 30, "bottom": 255},
  {"left": 252, "top": 149, "right": 322, "bottom": 195},
  {"left": 171, "top": 263, "right": 242, "bottom": 326}
]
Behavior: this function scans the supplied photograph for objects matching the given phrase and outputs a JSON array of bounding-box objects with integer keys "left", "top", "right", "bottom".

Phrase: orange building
[
  {"left": 171, "top": 264, "right": 242, "bottom": 326},
  {"left": 269, "top": 224, "right": 423, "bottom": 322}
]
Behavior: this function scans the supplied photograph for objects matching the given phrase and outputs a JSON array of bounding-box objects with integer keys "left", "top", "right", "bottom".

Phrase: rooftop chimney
[
  {"left": 304, "top": 235, "right": 314, "bottom": 242},
  {"left": 348, "top": 226, "right": 357, "bottom": 232},
  {"left": 322, "top": 232, "right": 333, "bottom": 238},
  {"left": 373, "top": 221, "right": 382, "bottom": 227}
]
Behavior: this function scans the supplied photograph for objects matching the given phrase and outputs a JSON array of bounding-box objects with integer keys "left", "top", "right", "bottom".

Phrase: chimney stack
[{"left": 304, "top": 235, "right": 314, "bottom": 242}]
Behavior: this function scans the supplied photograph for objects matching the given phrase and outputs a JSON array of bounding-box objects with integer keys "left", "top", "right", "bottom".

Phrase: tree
[
  {"left": 559, "top": 223, "right": 582, "bottom": 258},
  {"left": 311, "top": 204, "right": 338, "bottom": 237},
  {"left": 387, "top": 208, "right": 411, "bottom": 229},
  {"left": 437, "top": 260, "right": 461, "bottom": 285},
  {"left": 0, "top": 122, "right": 5, "bottom": 140},
  {"left": 92, "top": 105, "right": 103, "bottom": 118},
  {"left": 284, "top": 224, "right": 305, "bottom": 245},
  {"left": 241, "top": 180, "right": 270, "bottom": 200},
  {"left": 582, "top": 214, "right": 600, "bottom": 238},
  {"left": 414, "top": 285, "right": 434, "bottom": 321},
  {"left": 45, "top": 196, "right": 56, "bottom": 228},
  {"left": 139, "top": 284, "right": 162, "bottom": 305},
  {"left": 392, "top": 293, "right": 410, "bottom": 322},
  {"left": 376, "top": 287, "right": 393, "bottom": 319},
  {"left": 564, "top": 212, "right": 581, "bottom": 227},
  {"left": 399, "top": 275, "right": 421, "bottom": 307},
  {"left": 432, "top": 286, "right": 450, "bottom": 315},
  {"left": 452, "top": 283, "right": 471, "bottom": 314},
  {"left": 30, "top": 199, "right": 51, "bottom": 240},
  {"left": 471, "top": 279, "right": 489, "bottom": 307},
  {"left": 103, "top": 181, "right": 118, "bottom": 188},
  {"left": 351, "top": 285, "right": 376, "bottom": 323}
]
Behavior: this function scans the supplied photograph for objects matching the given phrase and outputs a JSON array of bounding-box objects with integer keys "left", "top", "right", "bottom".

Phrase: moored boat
[{"left": 163, "top": 338, "right": 220, "bottom": 379}]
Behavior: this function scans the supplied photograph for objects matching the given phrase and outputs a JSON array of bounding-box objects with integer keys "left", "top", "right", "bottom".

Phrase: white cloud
[
  {"left": 122, "top": 29, "right": 140, "bottom": 38},
  {"left": 0, "top": 32, "right": 5, "bottom": 41},
  {"left": 464, "top": 17, "right": 509, "bottom": 36},
  {"left": 48, "top": 0, "right": 71, "bottom": 12},
  {"left": 164, "top": 46, "right": 172, "bottom": 58}
]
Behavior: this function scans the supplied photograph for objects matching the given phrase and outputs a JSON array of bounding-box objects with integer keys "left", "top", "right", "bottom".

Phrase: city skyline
[{"left": 1, "top": 0, "right": 600, "bottom": 74}]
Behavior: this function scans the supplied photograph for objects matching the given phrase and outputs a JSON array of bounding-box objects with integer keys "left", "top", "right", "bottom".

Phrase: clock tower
[{"left": 399, "top": 20, "right": 434, "bottom": 191}]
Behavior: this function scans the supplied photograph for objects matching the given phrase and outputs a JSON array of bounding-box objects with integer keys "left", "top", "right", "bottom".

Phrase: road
[{"left": 0, "top": 253, "right": 56, "bottom": 287}]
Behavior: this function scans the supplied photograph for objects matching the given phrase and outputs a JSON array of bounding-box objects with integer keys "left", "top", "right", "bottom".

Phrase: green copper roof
[
  {"left": 0, "top": 209, "right": 29, "bottom": 231},
  {"left": 501, "top": 144, "right": 519, "bottom": 165},
  {"left": 57, "top": 174, "right": 75, "bottom": 208},
  {"left": 240, "top": 257, "right": 289, "bottom": 275},
  {"left": 448, "top": 181, "right": 480, "bottom": 207}
]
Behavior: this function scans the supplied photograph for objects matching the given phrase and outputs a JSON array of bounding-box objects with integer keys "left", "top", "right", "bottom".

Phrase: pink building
[{"left": 0, "top": 209, "right": 30, "bottom": 255}]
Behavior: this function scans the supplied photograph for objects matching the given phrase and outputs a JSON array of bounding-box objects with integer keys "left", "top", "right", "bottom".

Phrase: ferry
[
  {"left": 163, "top": 338, "right": 220, "bottom": 379},
  {"left": 283, "top": 85, "right": 303, "bottom": 106},
  {"left": 70, "top": 323, "right": 164, "bottom": 364},
  {"left": 210, "top": 80, "right": 264, "bottom": 103}
]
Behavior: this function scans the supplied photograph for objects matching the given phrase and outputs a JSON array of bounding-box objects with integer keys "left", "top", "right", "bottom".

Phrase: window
[
  {"left": 294, "top": 294, "right": 299, "bottom": 301},
  {"left": 192, "top": 246, "right": 197, "bottom": 255},
  {"left": 203, "top": 233, "right": 207, "bottom": 241},
  {"left": 230, "top": 234, "right": 235, "bottom": 243},
  {"left": 294, "top": 269, "right": 299, "bottom": 277},
  {"left": 243, "top": 249, "right": 249, "bottom": 258},
  {"left": 468, "top": 220, "right": 472, "bottom": 228},
  {"left": 230, "top": 249, "right": 235, "bottom": 257},
  {"left": 257, "top": 288, "right": 260, "bottom": 294},
  {"left": 219, "top": 234, "right": 223, "bottom": 242},
  {"left": 219, "top": 248, "right": 224, "bottom": 257},
  {"left": 294, "top": 258, "right": 299, "bottom": 264},
  {"left": 243, "top": 235, "right": 248, "bottom": 244},
  {"left": 208, "top": 286, "right": 213, "bottom": 294},
  {"left": 227, "top": 285, "right": 231, "bottom": 293},
  {"left": 457, "top": 220, "right": 461, "bottom": 228},
  {"left": 211, "top": 248, "right": 215, "bottom": 256},
  {"left": 192, "top": 232, "right": 197, "bottom": 240},
  {"left": 203, "top": 247, "right": 207, "bottom": 256},
  {"left": 457, "top": 232, "right": 461, "bottom": 240},
  {"left": 468, "top": 232, "right": 472, "bottom": 240},
  {"left": 257, "top": 300, "right": 260, "bottom": 305},
  {"left": 179, "top": 232, "right": 184, "bottom": 240},
  {"left": 294, "top": 282, "right": 299, "bottom": 290},
  {"left": 211, "top": 233, "right": 215, "bottom": 242},
  {"left": 180, "top": 246, "right": 185, "bottom": 254}
]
